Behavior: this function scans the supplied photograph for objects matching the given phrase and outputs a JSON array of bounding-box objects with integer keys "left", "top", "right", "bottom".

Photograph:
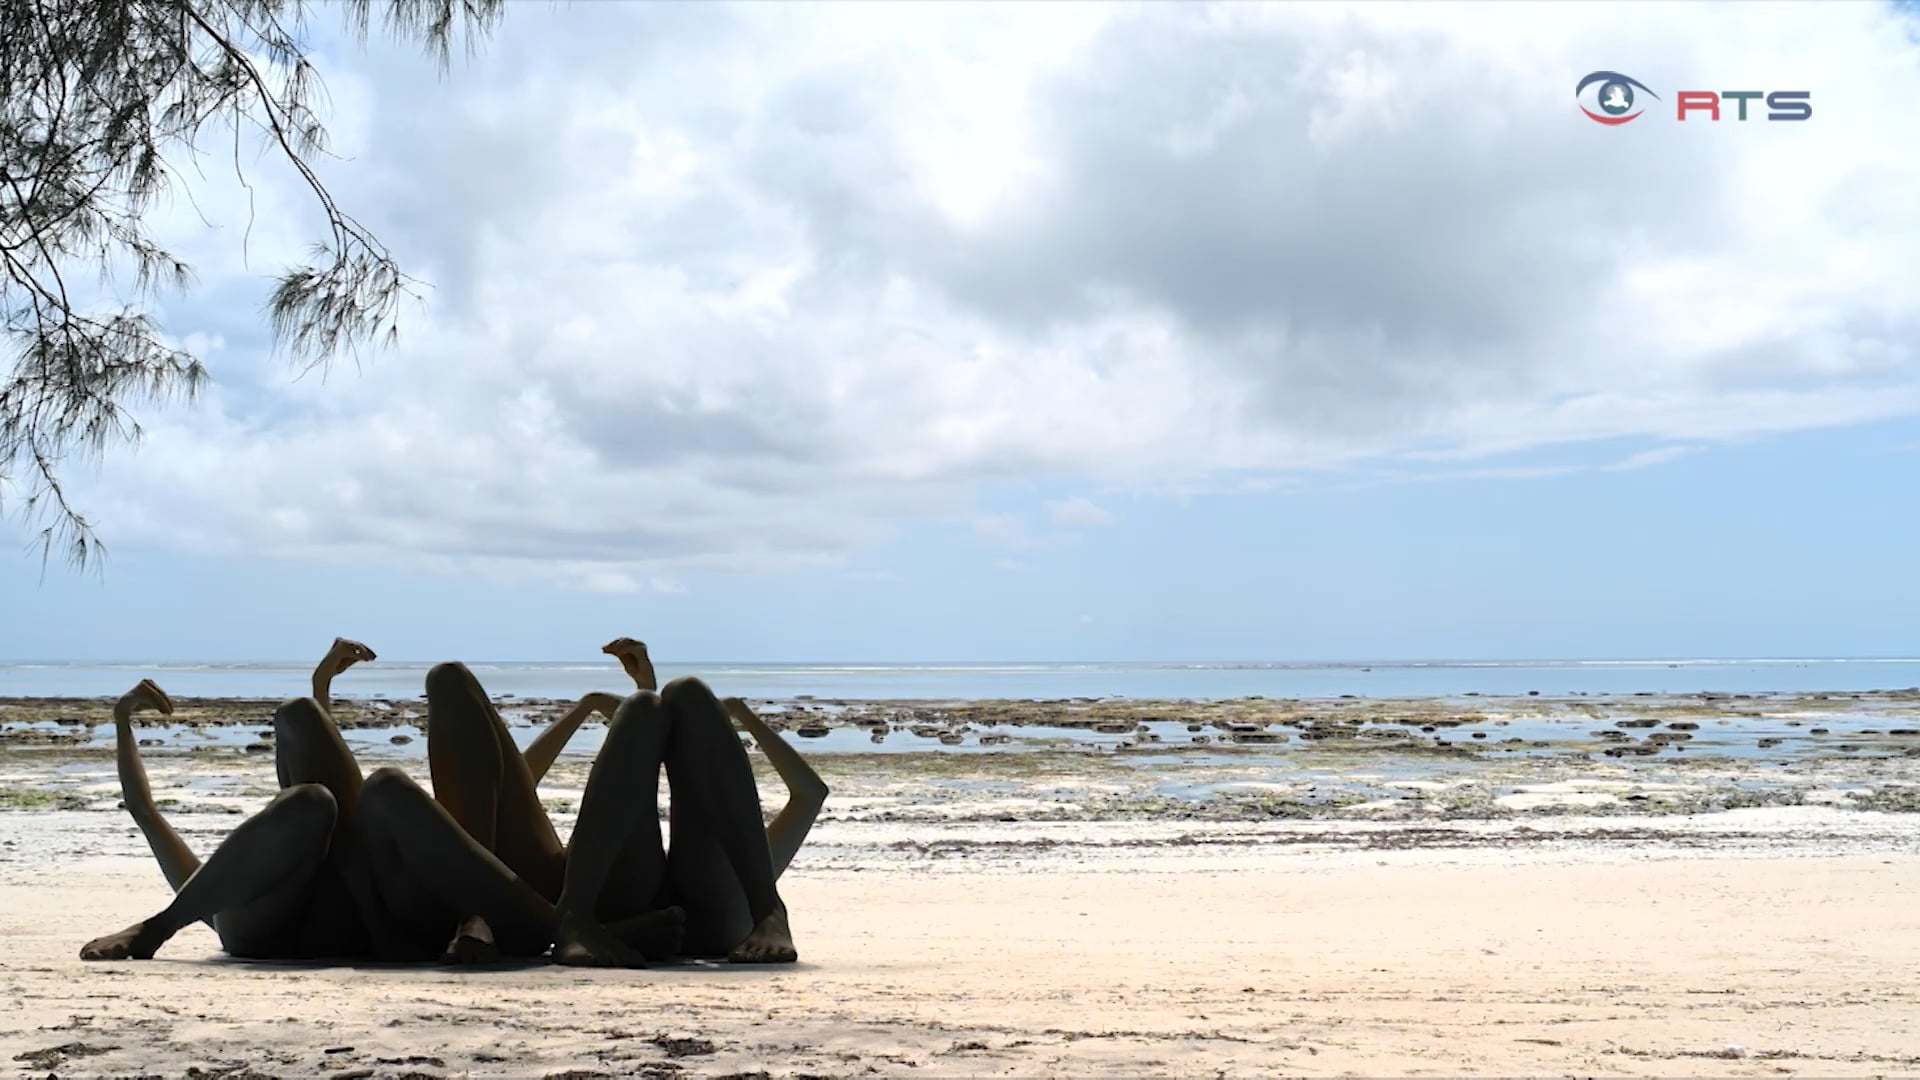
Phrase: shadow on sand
[{"left": 179, "top": 955, "right": 820, "bottom": 977}]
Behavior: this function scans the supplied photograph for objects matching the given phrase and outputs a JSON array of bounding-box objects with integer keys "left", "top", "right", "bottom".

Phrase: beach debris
[
  {"left": 648, "top": 1034, "right": 717, "bottom": 1058},
  {"left": 12, "top": 1043, "right": 116, "bottom": 1070}
]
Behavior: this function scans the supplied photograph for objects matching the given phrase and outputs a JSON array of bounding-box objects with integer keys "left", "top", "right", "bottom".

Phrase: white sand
[{"left": 4, "top": 808, "right": 1920, "bottom": 1077}]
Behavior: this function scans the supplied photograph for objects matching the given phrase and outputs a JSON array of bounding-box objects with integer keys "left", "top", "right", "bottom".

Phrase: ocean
[{"left": 4, "top": 658, "right": 1920, "bottom": 701}]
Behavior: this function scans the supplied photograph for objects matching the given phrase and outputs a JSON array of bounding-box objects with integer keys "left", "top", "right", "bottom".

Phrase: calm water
[{"left": 3, "top": 658, "right": 1920, "bottom": 701}]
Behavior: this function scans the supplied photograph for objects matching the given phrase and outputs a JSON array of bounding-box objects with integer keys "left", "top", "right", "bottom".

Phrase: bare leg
[
  {"left": 354, "top": 767, "right": 562, "bottom": 956},
  {"left": 658, "top": 677, "right": 797, "bottom": 963},
  {"left": 523, "top": 692, "right": 624, "bottom": 785},
  {"left": 270, "top": 697, "right": 417, "bottom": 960},
  {"left": 554, "top": 679, "right": 797, "bottom": 965},
  {"left": 424, "top": 662, "right": 567, "bottom": 887},
  {"left": 724, "top": 697, "right": 830, "bottom": 879},
  {"left": 421, "top": 662, "right": 577, "bottom": 961},
  {"left": 273, "top": 697, "right": 365, "bottom": 810},
  {"left": 109, "top": 681, "right": 202, "bottom": 894},
  {"left": 358, "top": 764, "right": 686, "bottom": 963},
  {"left": 115, "top": 635, "right": 379, "bottom": 898},
  {"left": 80, "top": 785, "right": 337, "bottom": 960},
  {"left": 311, "top": 637, "right": 376, "bottom": 716},
  {"left": 551, "top": 690, "right": 670, "bottom": 967}
]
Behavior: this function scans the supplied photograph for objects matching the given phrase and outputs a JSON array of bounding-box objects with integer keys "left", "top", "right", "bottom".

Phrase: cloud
[
  {"left": 52, "top": 1, "right": 1920, "bottom": 577},
  {"left": 580, "top": 572, "right": 642, "bottom": 594},
  {"left": 1046, "top": 496, "right": 1115, "bottom": 527}
]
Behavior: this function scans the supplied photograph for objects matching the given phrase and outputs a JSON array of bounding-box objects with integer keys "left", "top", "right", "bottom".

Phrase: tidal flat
[{"left": 5, "top": 688, "right": 1920, "bottom": 825}]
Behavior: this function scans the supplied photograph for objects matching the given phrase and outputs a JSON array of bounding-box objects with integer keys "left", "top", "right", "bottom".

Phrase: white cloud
[
  {"left": 1046, "top": 496, "right": 1115, "bottom": 527},
  {"left": 580, "top": 572, "right": 640, "bottom": 594},
  {"left": 51, "top": 1, "right": 1920, "bottom": 578}
]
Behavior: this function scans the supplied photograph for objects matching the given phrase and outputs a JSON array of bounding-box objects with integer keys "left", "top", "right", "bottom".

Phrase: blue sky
[{"left": 5, "top": 2, "right": 1920, "bottom": 663}]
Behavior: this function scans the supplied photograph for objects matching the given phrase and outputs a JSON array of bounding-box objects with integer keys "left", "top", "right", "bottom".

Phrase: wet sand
[{"left": 4, "top": 808, "right": 1920, "bottom": 1077}]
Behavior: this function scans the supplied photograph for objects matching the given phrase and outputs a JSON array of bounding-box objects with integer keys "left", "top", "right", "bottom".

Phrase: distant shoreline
[{"left": 8, "top": 657, "right": 1920, "bottom": 702}]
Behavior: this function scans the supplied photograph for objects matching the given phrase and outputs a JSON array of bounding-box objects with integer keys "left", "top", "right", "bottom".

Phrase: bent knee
[
  {"left": 614, "top": 688, "right": 665, "bottom": 722},
  {"left": 361, "top": 765, "right": 418, "bottom": 802},
  {"left": 659, "top": 676, "right": 718, "bottom": 709},
  {"left": 424, "top": 660, "right": 481, "bottom": 699},
  {"left": 276, "top": 782, "right": 339, "bottom": 831},
  {"left": 273, "top": 696, "right": 329, "bottom": 734},
  {"left": 360, "top": 767, "right": 440, "bottom": 834}
]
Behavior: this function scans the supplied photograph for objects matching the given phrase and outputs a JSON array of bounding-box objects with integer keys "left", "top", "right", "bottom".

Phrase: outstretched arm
[
  {"left": 524, "top": 693, "right": 623, "bottom": 785},
  {"left": 112, "top": 680, "right": 202, "bottom": 894},
  {"left": 311, "top": 637, "right": 376, "bottom": 716},
  {"left": 724, "top": 698, "right": 829, "bottom": 879}
]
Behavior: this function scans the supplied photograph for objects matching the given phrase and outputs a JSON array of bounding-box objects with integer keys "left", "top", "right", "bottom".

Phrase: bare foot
[
  {"left": 325, "top": 637, "right": 377, "bottom": 675},
  {"left": 80, "top": 922, "right": 160, "bottom": 961},
  {"left": 552, "top": 910, "right": 649, "bottom": 968},
  {"left": 600, "top": 638, "right": 657, "bottom": 692},
  {"left": 728, "top": 906, "right": 798, "bottom": 964},
  {"left": 116, "top": 679, "right": 174, "bottom": 724},
  {"left": 441, "top": 914, "right": 501, "bottom": 965},
  {"left": 609, "top": 905, "right": 686, "bottom": 962}
]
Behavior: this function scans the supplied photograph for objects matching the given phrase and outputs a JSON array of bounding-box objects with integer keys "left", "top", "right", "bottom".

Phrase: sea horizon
[{"left": 6, "top": 656, "right": 1920, "bottom": 701}]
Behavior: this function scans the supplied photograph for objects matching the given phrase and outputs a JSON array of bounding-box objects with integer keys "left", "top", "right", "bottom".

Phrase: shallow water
[
  {"left": 8, "top": 657, "right": 1920, "bottom": 701},
  {"left": 7, "top": 709, "right": 1915, "bottom": 763}
]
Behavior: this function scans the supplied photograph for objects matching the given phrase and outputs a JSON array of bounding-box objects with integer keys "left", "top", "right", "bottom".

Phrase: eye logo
[{"left": 1576, "top": 71, "right": 1659, "bottom": 125}]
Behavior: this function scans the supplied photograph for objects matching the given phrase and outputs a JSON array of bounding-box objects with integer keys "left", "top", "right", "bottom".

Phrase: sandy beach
[
  {"left": 2, "top": 808, "right": 1918, "bottom": 1077},
  {"left": 5, "top": 689, "right": 1920, "bottom": 1076}
]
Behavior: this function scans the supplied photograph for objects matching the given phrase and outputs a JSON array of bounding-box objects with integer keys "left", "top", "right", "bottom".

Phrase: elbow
[{"left": 798, "top": 777, "right": 830, "bottom": 806}]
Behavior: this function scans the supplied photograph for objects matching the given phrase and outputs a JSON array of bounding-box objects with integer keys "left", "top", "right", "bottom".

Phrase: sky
[{"left": 5, "top": 1, "right": 1920, "bottom": 663}]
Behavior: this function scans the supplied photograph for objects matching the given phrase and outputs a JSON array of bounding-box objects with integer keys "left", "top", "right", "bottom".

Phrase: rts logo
[
  {"left": 1576, "top": 71, "right": 1658, "bottom": 125},
  {"left": 1576, "top": 71, "right": 1812, "bottom": 124}
]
